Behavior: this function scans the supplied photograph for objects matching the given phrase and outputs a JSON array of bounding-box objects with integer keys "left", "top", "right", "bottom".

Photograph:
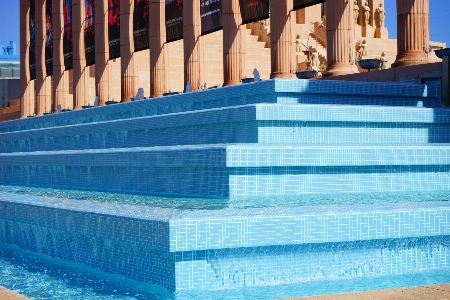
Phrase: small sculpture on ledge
[
  {"left": 356, "top": 40, "right": 368, "bottom": 60},
  {"left": 296, "top": 35, "right": 302, "bottom": 53},
  {"left": 310, "top": 49, "right": 320, "bottom": 68}
]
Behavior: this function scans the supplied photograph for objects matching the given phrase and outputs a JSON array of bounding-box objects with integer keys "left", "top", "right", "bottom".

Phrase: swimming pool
[{"left": 0, "top": 79, "right": 448, "bottom": 298}]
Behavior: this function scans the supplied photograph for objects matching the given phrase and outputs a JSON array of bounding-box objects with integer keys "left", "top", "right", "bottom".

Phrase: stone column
[
  {"left": 222, "top": 0, "right": 245, "bottom": 86},
  {"left": 392, "top": 0, "right": 429, "bottom": 68},
  {"left": 53, "top": 0, "right": 69, "bottom": 112},
  {"left": 35, "top": 0, "right": 52, "bottom": 115},
  {"left": 120, "top": 0, "right": 137, "bottom": 102},
  {"left": 324, "top": 0, "right": 358, "bottom": 77},
  {"left": 149, "top": 0, "right": 168, "bottom": 97},
  {"left": 72, "top": 0, "right": 89, "bottom": 109},
  {"left": 95, "top": 0, "right": 111, "bottom": 105},
  {"left": 270, "top": 0, "right": 295, "bottom": 79},
  {"left": 20, "top": 0, "right": 35, "bottom": 118},
  {"left": 183, "top": 0, "right": 204, "bottom": 91}
]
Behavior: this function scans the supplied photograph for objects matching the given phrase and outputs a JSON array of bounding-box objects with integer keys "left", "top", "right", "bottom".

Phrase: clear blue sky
[{"left": 0, "top": 1, "right": 449, "bottom": 52}]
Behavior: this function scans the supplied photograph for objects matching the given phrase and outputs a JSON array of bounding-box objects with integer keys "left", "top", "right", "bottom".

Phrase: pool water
[
  {"left": 1, "top": 184, "right": 450, "bottom": 210},
  {"left": 1, "top": 242, "right": 450, "bottom": 300}
]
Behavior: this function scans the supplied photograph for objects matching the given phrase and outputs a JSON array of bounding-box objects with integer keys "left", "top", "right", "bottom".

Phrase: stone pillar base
[
  {"left": 323, "top": 63, "right": 359, "bottom": 77},
  {"left": 374, "top": 27, "right": 388, "bottom": 39},
  {"left": 223, "top": 80, "right": 241, "bottom": 87},
  {"left": 362, "top": 26, "right": 374, "bottom": 38},
  {"left": 270, "top": 72, "right": 296, "bottom": 79},
  {"left": 391, "top": 51, "right": 429, "bottom": 68}
]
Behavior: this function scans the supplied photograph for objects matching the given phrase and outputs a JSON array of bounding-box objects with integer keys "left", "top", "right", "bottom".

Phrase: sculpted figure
[
  {"left": 356, "top": 40, "right": 368, "bottom": 60},
  {"left": 354, "top": 0, "right": 360, "bottom": 25},
  {"left": 310, "top": 50, "right": 320, "bottom": 67},
  {"left": 360, "top": 40, "right": 368, "bottom": 57},
  {"left": 363, "top": 1, "right": 370, "bottom": 26},
  {"left": 375, "top": 4, "right": 386, "bottom": 28},
  {"left": 296, "top": 35, "right": 302, "bottom": 53}
]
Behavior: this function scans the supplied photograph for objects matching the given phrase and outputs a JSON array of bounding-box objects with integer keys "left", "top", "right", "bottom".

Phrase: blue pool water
[
  {"left": 1, "top": 184, "right": 450, "bottom": 210},
  {"left": 1, "top": 241, "right": 450, "bottom": 300}
]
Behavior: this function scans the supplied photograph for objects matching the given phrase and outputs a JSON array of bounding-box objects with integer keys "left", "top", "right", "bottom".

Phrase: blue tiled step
[
  {"left": 0, "top": 79, "right": 436, "bottom": 134},
  {"left": 1, "top": 104, "right": 449, "bottom": 153},
  {"left": 1, "top": 144, "right": 450, "bottom": 197},
  {"left": 1, "top": 193, "right": 449, "bottom": 291}
]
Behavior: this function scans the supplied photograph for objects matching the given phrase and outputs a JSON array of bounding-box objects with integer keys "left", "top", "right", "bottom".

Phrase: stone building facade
[{"left": 19, "top": 0, "right": 434, "bottom": 117}]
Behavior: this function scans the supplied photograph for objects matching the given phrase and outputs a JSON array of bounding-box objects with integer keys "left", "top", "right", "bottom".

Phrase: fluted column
[
  {"left": 270, "top": 0, "right": 295, "bottom": 79},
  {"left": 53, "top": 0, "right": 69, "bottom": 112},
  {"left": 149, "top": 0, "right": 168, "bottom": 97},
  {"left": 95, "top": 0, "right": 111, "bottom": 105},
  {"left": 222, "top": 0, "right": 245, "bottom": 86},
  {"left": 35, "top": 0, "right": 52, "bottom": 115},
  {"left": 392, "top": 0, "right": 429, "bottom": 68},
  {"left": 20, "top": 0, "right": 35, "bottom": 118},
  {"left": 324, "top": 0, "right": 358, "bottom": 77},
  {"left": 183, "top": 0, "right": 204, "bottom": 91},
  {"left": 73, "top": 0, "right": 89, "bottom": 109},
  {"left": 120, "top": 0, "right": 137, "bottom": 102}
]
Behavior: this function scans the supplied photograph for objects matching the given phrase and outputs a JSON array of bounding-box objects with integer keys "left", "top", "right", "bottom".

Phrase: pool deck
[
  {"left": 2, "top": 284, "right": 450, "bottom": 300},
  {"left": 286, "top": 284, "right": 450, "bottom": 300},
  {"left": 0, "top": 286, "right": 30, "bottom": 300}
]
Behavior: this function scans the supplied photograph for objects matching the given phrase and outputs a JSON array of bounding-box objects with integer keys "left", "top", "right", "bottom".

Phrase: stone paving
[
  {"left": 286, "top": 284, "right": 450, "bottom": 300},
  {"left": 0, "top": 286, "right": 30, "bottom": 300}
]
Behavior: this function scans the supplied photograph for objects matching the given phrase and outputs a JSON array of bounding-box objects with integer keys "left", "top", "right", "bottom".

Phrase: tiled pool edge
[{"left": 1, "top": 193, "right": 449, "bottom": 292}]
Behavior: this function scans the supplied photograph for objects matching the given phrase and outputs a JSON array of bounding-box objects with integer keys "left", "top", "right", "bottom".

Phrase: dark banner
[
  {"left": 165, "top": 0, "right": 183, "bottom": 43},
  {"left": 201, "top": 0, "right": 222, "bottom": 35},
  {"left": 239, "top": 0, "right": 269, "bottom": 24},
  {"left": 45, "top": 0, "right": 53, "bottom": 76},
  {"left": 29, "top": 0, "right": 36, "bottom": 80},
  {"left": 293, "top": 0, "right": 325, "bottom": 11},
  {"left": 108, "top": 0, "right": 120, "bottom": 59},
  {"left": 63, "top": 0, "right": 73, "bottom": 70},
  {"left": 85, "top": 0, "right": 95, "bottom": 66},
  {"left": 133, "top": 0, "right": 149, "bottom": 51}
]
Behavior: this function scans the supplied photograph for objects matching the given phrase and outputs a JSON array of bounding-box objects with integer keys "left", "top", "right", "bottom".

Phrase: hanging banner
[
  {"left": 85, "top": 0, "right": 95, "bottom": 66},
  {"left": 29, "top": 0, "right": 36, "bottom": 80},
  {"left": 45, "top": 0, "right": 53, "bottom": 76},
  {"left": 293, "top": 0, "right": 325, "bottom": 11},
  {"left": 108, "top": 0, "right": 120, "bottom": 59},
  {"left": 239, "top": 0, "right": 269, "bottom": 24},
  {"left": 63, "top": 0, "right": 73, "bottom": 70},
  {"left": 133, "top": 0, "right": 149, "bottom": 51},
  {"left": 201, "top": 0, "right": 222, "bottom": 35},
  {"left": 165, "top": 0, "right": 183, "bottom": 43}
]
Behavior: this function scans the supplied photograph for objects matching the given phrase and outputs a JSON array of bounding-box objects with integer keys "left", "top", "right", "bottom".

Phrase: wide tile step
[
  {"left": 1, "top": 193, "right": 448, "bottom": 291},
  {"left": 0, "top": 79, "right": 436, "bottom": 135},
  {"left": 2, "top": 104, "right": 450, "bottom": 153},
  {"left": 1, "top": 144, "right": 450, "bottom": 197}
]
